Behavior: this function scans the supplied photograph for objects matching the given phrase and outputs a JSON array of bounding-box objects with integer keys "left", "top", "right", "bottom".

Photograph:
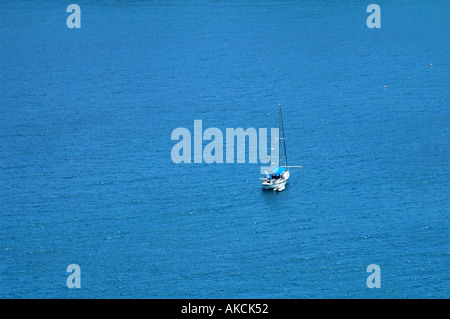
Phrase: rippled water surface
[{"left": 1, "top": 1, "right": 449, "bottom": 298}]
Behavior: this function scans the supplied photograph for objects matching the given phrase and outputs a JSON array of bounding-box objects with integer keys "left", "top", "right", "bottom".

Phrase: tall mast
[
  {"left": 279, "top": 104, "right": 281, "bottom": 167},
  {"left": 279, "top": 104, "right": 287, "bottom": 167}
]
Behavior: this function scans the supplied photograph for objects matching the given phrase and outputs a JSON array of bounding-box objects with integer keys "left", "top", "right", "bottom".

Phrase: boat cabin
[{"left": 266, "top": 166, "right": 286, "bottom": 180}]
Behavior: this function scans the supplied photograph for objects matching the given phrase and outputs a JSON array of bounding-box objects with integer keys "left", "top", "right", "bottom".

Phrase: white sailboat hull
[
  {"left": 262, "top": 171, "right": 290, "bottom": 190},
  {"left": 262, "top": 180, "right": 287, "bottom": 190}
]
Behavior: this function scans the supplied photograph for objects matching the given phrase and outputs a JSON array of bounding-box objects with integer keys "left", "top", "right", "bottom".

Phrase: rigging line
[
  {"left": 278, "top": 105, "right": 281, "bottom": 166},
  {"left": 279, "top": 104, "right": 287, "bottom": 167},
  {"left": 289, "top": 168, "right": 303, "bottom": 176}
]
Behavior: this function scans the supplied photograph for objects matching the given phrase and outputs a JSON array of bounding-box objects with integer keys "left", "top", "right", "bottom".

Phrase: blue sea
[{"left": 0, "top": 1, "right": 449, "bottom": 298}]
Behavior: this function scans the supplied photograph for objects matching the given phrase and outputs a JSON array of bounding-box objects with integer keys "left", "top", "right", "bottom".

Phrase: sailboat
[{"left": 261, "top": 104, "right": 301, "bottom": 191}]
